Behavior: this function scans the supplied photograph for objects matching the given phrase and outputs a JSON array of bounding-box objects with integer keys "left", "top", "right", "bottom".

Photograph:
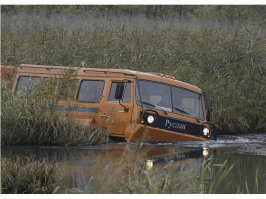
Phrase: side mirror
[
  {"left": 115, "top": 82, "right": 129, "bottom": 112},
  {"left": 206, "top": 107, "right": 212, "bottom": 122},
  {"left": 115, "top": 83, "right": 124, "bottom": 100},
  {"left": 204, "top": 93, "right": 212, "bottom": 122}
]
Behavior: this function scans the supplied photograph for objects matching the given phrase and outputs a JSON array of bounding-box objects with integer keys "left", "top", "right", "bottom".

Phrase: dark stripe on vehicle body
[
  {"left": 140, "top": 112, "right": 204, "bottom": 136},
  {"left": 51, "top": 105, "right": 99, "bottom": 113},
  {"left": 153, "top": 150, "right": 203, "bottom": 165}
]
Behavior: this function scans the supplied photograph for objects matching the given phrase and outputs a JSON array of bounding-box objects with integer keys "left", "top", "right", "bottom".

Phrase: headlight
[
  {"left": 147, "top": 115, "right": 155, "bottom": 124},
  {"left": 146, "top": 159, "right": 153, "bottom": 170},
  {"left": 203, "top": 147, "right": 209, "bottom": 156},
  {"left": 203, "top": 128, "right": 209, "bottom": 136}
]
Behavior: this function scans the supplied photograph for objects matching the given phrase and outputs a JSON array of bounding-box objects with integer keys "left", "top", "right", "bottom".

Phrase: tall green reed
[
  {"left": 1, "top": 74, "right": 109, "bottom": 146},
  {"left": 1, "top": 13, "right": 266, "bottom": 134},
  {"left": 1, "top": 157, "right": 62, "bottom": 194}
]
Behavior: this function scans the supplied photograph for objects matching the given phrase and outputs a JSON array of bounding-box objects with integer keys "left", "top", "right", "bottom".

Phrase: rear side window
[
  {"left": 108, "top": 82, "right": 131, "bottom": 103},
  {"left": 77, "top": 80, "right": 104, "bottom": 102},
  {"left": 16, "top": 76, "right": 41, "bottom": 92}
]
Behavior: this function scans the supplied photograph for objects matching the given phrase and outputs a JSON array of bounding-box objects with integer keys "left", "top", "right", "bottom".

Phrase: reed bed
[
  {"left": 1, "top": 12, "right": 265, "bottom": 134},
  {"left": 1, "top": 157, "right": 62, "bottom": 194},
  {"left": 1, "top": 81, "right": 109, "bottom": 146}
]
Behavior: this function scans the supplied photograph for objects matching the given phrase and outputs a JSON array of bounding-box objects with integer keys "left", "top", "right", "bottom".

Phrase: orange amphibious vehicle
[{"left": 3, "top": 64, "right": 214, "bottom": 142}]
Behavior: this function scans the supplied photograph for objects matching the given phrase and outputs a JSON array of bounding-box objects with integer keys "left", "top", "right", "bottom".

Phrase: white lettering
[
  {"left": 164, "top": 120, "right": 186, "bottom": 130},
  {"left": 176, "top": 153, "right": 186, "bottom": 159},
  {"left": 165, "top": 119, "right": 171, "bottom": 129}
]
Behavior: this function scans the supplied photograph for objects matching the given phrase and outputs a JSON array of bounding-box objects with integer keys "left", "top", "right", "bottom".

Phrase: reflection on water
[{"left": 2, "top": 133, "right": 266, "bottom": 193}]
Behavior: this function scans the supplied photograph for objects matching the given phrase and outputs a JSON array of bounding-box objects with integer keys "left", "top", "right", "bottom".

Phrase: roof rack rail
[
  {"left": 148, "top": 72, "right": 162, "bottom": 76},
  {"left": 19, "top": 64, "right": 77, "bottom": 71},
  {"left": 83, "top": 69, "right": 136, "bottom": 77},
  {"left": 148, "top": 72, "right": 176, "bottom": 80}
]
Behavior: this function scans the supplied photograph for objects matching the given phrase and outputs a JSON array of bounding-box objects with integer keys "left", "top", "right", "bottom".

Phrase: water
[{"left": 2, "top": 133, "right": 266, "bottom": 193}]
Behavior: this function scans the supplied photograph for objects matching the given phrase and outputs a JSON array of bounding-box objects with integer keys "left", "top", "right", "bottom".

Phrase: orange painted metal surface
[
  {"left": 1, "top": 65, "right": 17, "bottom": 82},
  {"left": 65, "top": 145, "right": 206, "bottom": 189},
  {"left": 10, "top": 64, "right": 212, "bottom": 142}
]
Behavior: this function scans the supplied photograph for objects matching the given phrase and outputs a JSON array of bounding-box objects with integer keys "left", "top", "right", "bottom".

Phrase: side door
[
  {"left": 58, "top": 77, "right": 106, "bottom": 127},
  {"left": 99, "top": 79, "right": 134, "bottom": 137}
]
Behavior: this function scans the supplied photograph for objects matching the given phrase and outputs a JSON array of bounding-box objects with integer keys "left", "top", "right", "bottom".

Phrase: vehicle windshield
[{"left": 136, "top": 80, "right": 205, "bottom": 120}]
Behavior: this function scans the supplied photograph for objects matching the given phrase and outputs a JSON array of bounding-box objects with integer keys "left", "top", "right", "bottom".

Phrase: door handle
[{"left": 118, "top": 109, "right": 129, "bottom": 113}]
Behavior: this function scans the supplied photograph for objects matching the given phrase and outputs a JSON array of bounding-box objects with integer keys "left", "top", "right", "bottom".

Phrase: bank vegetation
[
  {"left": 1, "top": 81, "right": 109, "bottom": 146},
  {"left": 1, "top": 6, "right": 266, "bottom": 134}
]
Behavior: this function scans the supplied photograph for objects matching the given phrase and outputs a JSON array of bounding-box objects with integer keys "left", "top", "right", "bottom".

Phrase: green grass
[
  {"left": 1, "top": 157, "right": 62, "bottom": 194},
  {"left": 1, "top": 11, "right": 266, "bottom": 134},
  {"left": 1, "top": 80, "right": 109, "bottom": 146}
]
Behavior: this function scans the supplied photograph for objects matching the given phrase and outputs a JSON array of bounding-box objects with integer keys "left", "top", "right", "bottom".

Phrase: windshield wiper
[
  {"left": 173, "top": 107, "right": 190, "bottom": 115},
  {"left": 140, "top": 101, "right": 156, "bottom": 107},
  {"left": 140, "top": 101, "right": 169, "bottom": 114}
]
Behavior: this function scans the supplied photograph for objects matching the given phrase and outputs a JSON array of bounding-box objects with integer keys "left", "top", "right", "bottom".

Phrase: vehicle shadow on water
[{"left": 2, "top": 133, "right": 266, "bottom": 193}]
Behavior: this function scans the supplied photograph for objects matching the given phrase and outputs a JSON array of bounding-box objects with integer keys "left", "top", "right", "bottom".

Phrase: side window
[
  {"left": 16, "top": 76, "right": 41, "bottom": 92},
  {"left": 108, "top": 82, "right": 131, "bottom": 103},
  {"left": 77, "top": 80, "right": 104, "bottom": 102}
]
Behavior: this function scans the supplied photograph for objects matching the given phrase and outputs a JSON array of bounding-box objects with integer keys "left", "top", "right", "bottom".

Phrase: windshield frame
[{"left": 136, "top": 79, "right": 205, "bottom": 121}]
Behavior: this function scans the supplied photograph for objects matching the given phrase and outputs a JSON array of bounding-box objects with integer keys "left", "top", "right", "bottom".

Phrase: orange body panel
[
  {"left": 1, "top": 65, "right": 17, "bottom": 83},
  {"left": 66, "top": 145, "right": 206, "bottom": 189},
  {"left": 10, "top": 64, "right": 212, "bottom": 142}
]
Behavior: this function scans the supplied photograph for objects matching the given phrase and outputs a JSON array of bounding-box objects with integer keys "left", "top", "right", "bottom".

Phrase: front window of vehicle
[
  {"left": 137, "top": 80, "right": 172, "bottom": 112},
  {"left": 136, "top": 80, "right": 204, "bottom": 120},
  {"left": 171, "top": 86, "right": 204, "bottom": 120}
]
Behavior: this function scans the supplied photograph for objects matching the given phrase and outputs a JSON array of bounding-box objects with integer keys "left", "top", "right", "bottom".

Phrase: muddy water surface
[{"left": 2, "top": 133, "right": 266, "bottom": 193}]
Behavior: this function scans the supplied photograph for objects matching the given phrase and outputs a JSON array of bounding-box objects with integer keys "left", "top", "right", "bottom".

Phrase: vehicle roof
[{"left": 18, "top": 64, "right": 202, "bottom": 93}]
